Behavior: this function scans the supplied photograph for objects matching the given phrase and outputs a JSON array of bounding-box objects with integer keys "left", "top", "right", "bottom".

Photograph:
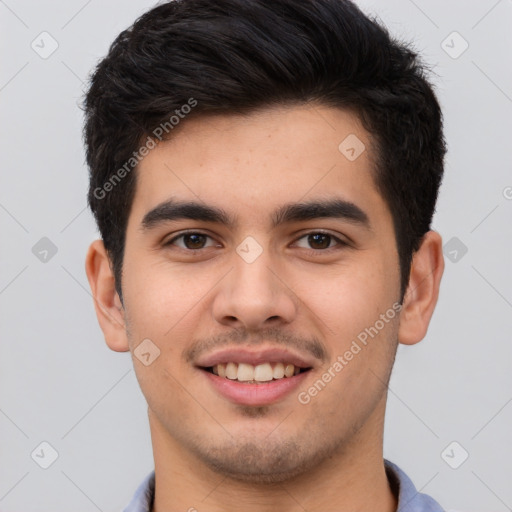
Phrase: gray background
[{"left": 1, "top": 0, "right": 511, "bottom": 510}]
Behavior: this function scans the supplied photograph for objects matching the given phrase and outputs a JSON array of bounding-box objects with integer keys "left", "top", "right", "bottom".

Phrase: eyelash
[{"left": 163, "top": 230, "right": 348, "bottom": 255}]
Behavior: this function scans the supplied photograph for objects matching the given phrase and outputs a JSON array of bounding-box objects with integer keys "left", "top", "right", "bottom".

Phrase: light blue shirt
[{"left": 123, "top": 459, "right": 444, "bottom": 511}]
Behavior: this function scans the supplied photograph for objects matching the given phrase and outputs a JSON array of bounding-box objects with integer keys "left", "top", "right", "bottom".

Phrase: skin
[{"left": 86, "top": 104, "right": 444, "bottom": 512}]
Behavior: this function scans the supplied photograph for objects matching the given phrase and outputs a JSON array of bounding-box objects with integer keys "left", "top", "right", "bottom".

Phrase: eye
[
  {"left": 165, "top": 232, "right": 219, "bottom": 250},
  {"left": 294, "top": 232, "right": 345, "bottom": 251}
]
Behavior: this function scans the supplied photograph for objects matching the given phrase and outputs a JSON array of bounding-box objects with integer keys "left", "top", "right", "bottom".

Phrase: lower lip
[{"left": 201, "top": 369, "right": 310, "bottom": 406}]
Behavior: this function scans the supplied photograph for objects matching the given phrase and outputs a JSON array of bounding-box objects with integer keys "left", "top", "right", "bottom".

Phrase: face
[{"left": 118, "top": 105, "right": 403, "bottom": 482}]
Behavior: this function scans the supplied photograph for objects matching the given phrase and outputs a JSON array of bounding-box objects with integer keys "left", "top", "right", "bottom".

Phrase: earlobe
[
  {"left": 398, "top": 231, "right": 444, "bottom": 346},
  {"left": 85, "top": 239, "right": 130, "bottom": 352}
]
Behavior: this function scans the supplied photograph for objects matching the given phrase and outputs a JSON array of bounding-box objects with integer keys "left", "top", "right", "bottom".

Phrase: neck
[{"left": 149, "top": 400, "right": 397, "bottom": 512}]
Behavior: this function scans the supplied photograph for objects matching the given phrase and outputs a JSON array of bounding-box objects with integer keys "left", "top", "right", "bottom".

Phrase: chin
[{"left": 190, "top": 437, "right": 335, "bottom": 484}]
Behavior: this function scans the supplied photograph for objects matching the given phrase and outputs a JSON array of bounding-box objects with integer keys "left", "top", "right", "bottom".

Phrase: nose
[{"left": 211, "top": 245, "right": 298, "bottom": 331}]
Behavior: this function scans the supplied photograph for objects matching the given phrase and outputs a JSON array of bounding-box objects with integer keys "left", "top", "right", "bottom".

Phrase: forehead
[{"left": 130, "top": 104, "right": 389, "bottom": 227}]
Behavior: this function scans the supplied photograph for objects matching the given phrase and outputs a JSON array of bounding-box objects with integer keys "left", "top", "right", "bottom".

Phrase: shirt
[{"left": 123, "top": 459, "right": 444, "bottom": 512}]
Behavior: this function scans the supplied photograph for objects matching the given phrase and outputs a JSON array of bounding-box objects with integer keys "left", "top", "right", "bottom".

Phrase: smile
[
  {"left": 205, "top": 362, "right": 311, "bottom": 383},
  {"left": 195, "top": 346, "right": 318, "bottom": 405},
  {"left": 200, "top": 364, "right": 313, "bottom": 406}
]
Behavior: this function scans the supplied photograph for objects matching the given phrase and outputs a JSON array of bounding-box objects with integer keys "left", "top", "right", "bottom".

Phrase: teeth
[
  {"left": 254, "top": 363, "right": 273, "bottom": 382},
  {"left": 237, "top": 363, "right": 254, "bottom": 381},
  {"left": 273, "top": 362, "right": 285, "bottom": 379},
  {"left": 210, "top": 362, "right": 305, "bottom": 382},
  {"left": 284, "top": 364, "right": 295, "bottom": 378},
  {"left": 225, "top": 362, "right": 238, "bottom": 380}
]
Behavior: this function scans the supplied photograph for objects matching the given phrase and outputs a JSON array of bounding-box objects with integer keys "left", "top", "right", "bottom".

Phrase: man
[{"left": 83, "top": 0, "right": 446, "bottom": 510}]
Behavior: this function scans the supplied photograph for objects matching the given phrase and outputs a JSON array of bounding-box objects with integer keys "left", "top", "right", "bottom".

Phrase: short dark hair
[{"left": 83, "top": 0, "right": 446, "bottom": 301}]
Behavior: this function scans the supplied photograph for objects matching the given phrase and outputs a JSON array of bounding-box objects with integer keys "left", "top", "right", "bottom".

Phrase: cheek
[
  {"left": 292, "top": 255, "right": 400, "bottom": 405},
  {"left": 121, "top": 260, "right": 210, "bottom": 414},
  {"left": 295, "top": 270, "right": 399, "bottom": 425},
  {"left": 121, "top": 256, "right": 212, "bottom": 341},
  {"left": 294, "top": 257, "right": 397, "bottom": 340},
  {"left": 121, "top": 256, "right": 220, "bottom": 395},
  {"left": 132, "top": 355, "right": 217, "bottom": 445}
]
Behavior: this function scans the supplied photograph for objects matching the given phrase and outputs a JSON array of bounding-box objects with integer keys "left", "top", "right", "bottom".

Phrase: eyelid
[
  {"left": 163, "top": 229, "right": 349, "bottom": 251},
  {"left": 164, "top": 230, "right": 221, "bottom": 248},
  {"left": 292, "top": 230, "right": 348, "bottom": 251}
]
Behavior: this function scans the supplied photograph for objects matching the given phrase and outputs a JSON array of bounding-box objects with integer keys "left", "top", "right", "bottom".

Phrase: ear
[
  {"left": 398, "top": 231, "right": 444, "bottom": 346},
  {"left": 85, "top": 239, "right": 129, "bottom": 352}
]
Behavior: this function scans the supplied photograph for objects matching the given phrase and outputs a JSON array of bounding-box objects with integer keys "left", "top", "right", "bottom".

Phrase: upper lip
[{"left": 195, "top": 346, "right": 319, "bottom": 369}]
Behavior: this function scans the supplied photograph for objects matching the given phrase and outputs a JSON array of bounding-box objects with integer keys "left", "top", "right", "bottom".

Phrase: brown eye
[
  {"left": 307, "top": 233, "right": 332, "bottom": 249},
  {"left": 166, "top": 232, "right": 217, "bottom": 250},
  {"left": 182, "top": 233, "right": 207, "bottom": 249},
  {"left": 294, "top": 231, "right": 346, "bottom": 252}
]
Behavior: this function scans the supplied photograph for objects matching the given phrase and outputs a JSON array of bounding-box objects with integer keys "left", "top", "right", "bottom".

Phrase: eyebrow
[{"left": 140, "top": 197, "right": 370, "bottom": 231}]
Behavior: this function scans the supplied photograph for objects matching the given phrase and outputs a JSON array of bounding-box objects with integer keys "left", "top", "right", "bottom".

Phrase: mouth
[
  {"left": 197, "top": 354, "right": 315, "bottom": 406},
  {"left": 201, "top": 362, "right": 312, "bottom": 384},
  {"left": 195, "top": 346, "right": 318, "bottom": 406}
]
